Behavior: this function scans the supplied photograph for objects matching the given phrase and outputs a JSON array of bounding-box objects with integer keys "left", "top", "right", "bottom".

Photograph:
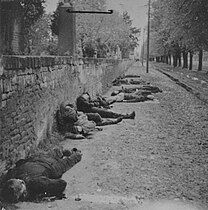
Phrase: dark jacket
[
  {"left": 76, "top": 95, "right": 95, "bottom": 113},
  {"left": 76, "top": 94, "right": 110, "bottom": 112},
  {"left": 2, "top": 150, "right": 82, "bottom": 200}
]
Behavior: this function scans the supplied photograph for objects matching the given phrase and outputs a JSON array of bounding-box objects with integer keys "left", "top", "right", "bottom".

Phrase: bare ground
[{"left": 14, "top": 62, "right": 208, "bottom": 210}]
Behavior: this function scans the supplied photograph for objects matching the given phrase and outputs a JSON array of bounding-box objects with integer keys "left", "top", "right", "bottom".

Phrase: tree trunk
[
  {"left": 198, "top": 49, "right": 203, "bottom": 71},
  {"left": 173, "top": 55, "right": 177, "bottom": 67},
  {"left": 189, "top": 51, "right": 193, "bottom": 70},
  {"left": 163, "top": 56, "right": 166, "bottom": 63},
  {"left": 178, "top": 53, "right": 181, "bottom": 67},
  {"left": 168, "top": 54, "right": 171, "bottom": 65},
  {"left": 182, "top": 51, "right": 188, "bottom": 69}
]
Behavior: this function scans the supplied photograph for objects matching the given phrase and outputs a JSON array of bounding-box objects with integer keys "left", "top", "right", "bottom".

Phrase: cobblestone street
[{"left": 16, "top": 62, "right": 208, "bottom": 210}]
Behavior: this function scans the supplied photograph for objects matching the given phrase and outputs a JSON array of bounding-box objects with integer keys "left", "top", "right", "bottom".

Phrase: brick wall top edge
[
  {"left": 1, "top": 56, "right": 123, "bottom": 71},
  {"left": 1, "top": 56, "right": 74, "bottom": 70}
]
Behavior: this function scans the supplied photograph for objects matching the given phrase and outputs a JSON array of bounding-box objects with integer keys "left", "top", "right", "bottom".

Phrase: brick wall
[{"left": 0, "top": 55, "right": 133, "bottom": 173}]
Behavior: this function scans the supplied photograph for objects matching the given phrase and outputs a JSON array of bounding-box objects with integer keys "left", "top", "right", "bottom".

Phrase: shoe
[
  {"left": 147, "top": 95, "right": 154, "bottom": 100},
  {"left": 63, "top": 149, "right": 72, "bottom": 157},
  {"left": 129, "top": 111, "right": 135, "bottom": 119},
  {"left": 98, "top": 117, "right": 123, "bottom": 126},
  {"left": 114, "top": 116, "right": 123, "bottom": 124},
  {"left": 123, "top": 111, "right": 135, "bottom": 119},
  {"left": 118, "top": 116, "right": 123, "bottom": 123},
  {"left": 131, "top": 111, "right": 136, "bottom": 119}
]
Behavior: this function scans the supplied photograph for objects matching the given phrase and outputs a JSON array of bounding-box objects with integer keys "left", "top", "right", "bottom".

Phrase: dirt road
[{"left": 16, "top": 62, "right": 208, "bottom": 210}]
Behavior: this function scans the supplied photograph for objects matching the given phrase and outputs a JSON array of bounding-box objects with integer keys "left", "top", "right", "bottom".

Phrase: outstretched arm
[
  {"left": 58, "top": 151, "right": 82, "bottom": 174},
  {"left": 77, "top": 96, "right": 94, "bottom": 111},
  {"left": 64, "top": 132, "right": 85, "bottom": 139}
]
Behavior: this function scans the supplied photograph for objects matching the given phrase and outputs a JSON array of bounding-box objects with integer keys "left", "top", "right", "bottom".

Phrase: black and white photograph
[{"left": 0, "top": 0, "right": 208, "bottom": 209}]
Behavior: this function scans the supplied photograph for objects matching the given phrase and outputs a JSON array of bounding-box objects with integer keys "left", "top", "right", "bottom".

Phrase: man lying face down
[
  {"left": 118, "top": 85, "right": 162, "bottom": 94},
  {"left": 112, "top": 77, "right": 150, "bottom": 86},
  {"left": 0, "top": 148, "right": 82, "bottom": 203},
  {"left": 76, "top": 92, "right": 135, "bottom": 119},
  {"left": 109, "top": 89, "right": 154, "bottom": 103},
  {"left": 56, "top": 101, "right": 123, "bottom": 139},
  {"left": 105, "top": 85, "right": 163, "bottom": 103}
]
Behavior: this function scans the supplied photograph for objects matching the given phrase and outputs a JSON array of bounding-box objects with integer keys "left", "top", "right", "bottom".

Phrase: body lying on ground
[
  {"left": 121, "top": 86, "right": 162, "bottom": 94},
  {"left": 91, "top": 94, "right": 112, "bottom": 109},
  {"left": 104, "top": 85, "right": 162, "bottom": 103},
  {"left": 124, "top": 74, "right": 140, "bottom": 78},
  {"left": 56, "top": 101, "right": 123, "bottom": 139},
  {"left": 0, "top": 148, "right": 82, "bottom": 203},
  {"left": 112, "top": 78, "right": 150, "bottom": 86},
  {"left": 108, "top": 91, "right": 154, "bottom": 103},
  {"left": 76, "top": 93, "right": 135, "bottom": 119}
]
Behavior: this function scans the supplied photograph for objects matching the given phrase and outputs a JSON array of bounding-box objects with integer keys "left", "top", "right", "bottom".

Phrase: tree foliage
[
  {"left": 150, "top": 0, "right": 208, "bottom": 69},
  {"left": 19, "top": 0, "right": 46, "bottom": 53},
  {"left": 28, "top": 14, "right": 58, "bottom": 55},
  {"left": 20, "top": 0, "right": 45, "bottom": 30},
  {"left": 51, "top": 0, "right": 140, "bottom": 58}
]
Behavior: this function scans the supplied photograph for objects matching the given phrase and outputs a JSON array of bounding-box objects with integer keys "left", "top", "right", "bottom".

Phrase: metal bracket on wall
[{"left": 66, "top": 9, "right": 113, "bottom": 14}]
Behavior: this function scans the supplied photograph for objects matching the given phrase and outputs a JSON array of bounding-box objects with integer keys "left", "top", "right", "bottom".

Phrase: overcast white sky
[{"left": 45, "top": 0, "right": 148, "bottom": 29}]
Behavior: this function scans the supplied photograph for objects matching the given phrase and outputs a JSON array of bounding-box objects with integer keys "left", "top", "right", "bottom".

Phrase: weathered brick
[
  {"left": 3, "top": 79, "right": 12, "bottom": 93},
  {"left": 21, "top": 136, "right": 30, "bottom": 144},
  {"left": 21, "top": 131, "right": 27, "bottom": 138},
  {"left": 27, "top": 127, "right": 35, "bottom": 135},
  {"left": 1, "top": 100, "right": 6, "bottom": 108},
  {"left": 19, "top": 125, "right": 25, "bottom": 133},
  {"left": 2, "top": 93, "right": 8, "bottom": 100},
  {"left": 16, "top": 118, "right": 26, "bottom": 127},
  {"left": 11, "top": 75, "right": 17, "bottom": 85},
  {"left": 2, "top": 141, "right": 12, "bottom": 159},
  {"left": 11, "top": 134, "right": 21, "bottom": 143},
  {"left": 5, "top": 117, "right": 13, "bottom": 125},
  {"left": 11, "top": 112, "right": 17, "bottom": 118},
  {"left": 10, "top": 129, "right": 19, "bottom": 137},
  {"left": 24, "top": 123, "right": 33, "bottom": 130},
  {"left": 0, "top": 79, "right": 3, "bottom": 91}
]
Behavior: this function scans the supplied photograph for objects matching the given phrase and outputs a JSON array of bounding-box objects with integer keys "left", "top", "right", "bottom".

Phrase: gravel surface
[
  {"left": 15, "top": 62, "right": 208, "bottom": 210},
  {"left": 152, "top": 62, "right": 208, "bottom": 104}
]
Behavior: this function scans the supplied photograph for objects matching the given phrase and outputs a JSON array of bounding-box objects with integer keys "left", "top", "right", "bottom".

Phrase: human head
[
  {"left": 82, "top": 92, "right": 91, "bottom": 101},
  {"left": 60, "top": 101, "right": 78, "bottom": 122},
  {"left": 65, "top": 103, "right": 75, "bottom": 110},
  {"left": 2, "top": 179, "right": 27, "bottom": 203},
  {"left": 111, "top": 90, "right": 120, "bottom": 96}
]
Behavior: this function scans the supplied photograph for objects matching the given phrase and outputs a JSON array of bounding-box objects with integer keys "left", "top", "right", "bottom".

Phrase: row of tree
[
  {"left": 25, "top": 0, "right": 140, "bottom": 58},
  {"left": 150, "top": 0, "right": 208, "bottom": 71}
]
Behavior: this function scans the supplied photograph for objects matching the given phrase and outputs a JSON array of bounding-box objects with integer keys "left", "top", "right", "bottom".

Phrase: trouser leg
[
  {"left": 97, "top": 118, "right": 123, "bottom": 126},
  {"left": 85, "top": 113, "right": 102, "bottom": 124},
  {"left": 124, "top": 95, "right": 146, "bottom": 102},
  {"left": 86, "top": 112, "right": 122, "bottom": 126},
  {"left": 90, "top": 107, "right": 122, "bottom": 118}
]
